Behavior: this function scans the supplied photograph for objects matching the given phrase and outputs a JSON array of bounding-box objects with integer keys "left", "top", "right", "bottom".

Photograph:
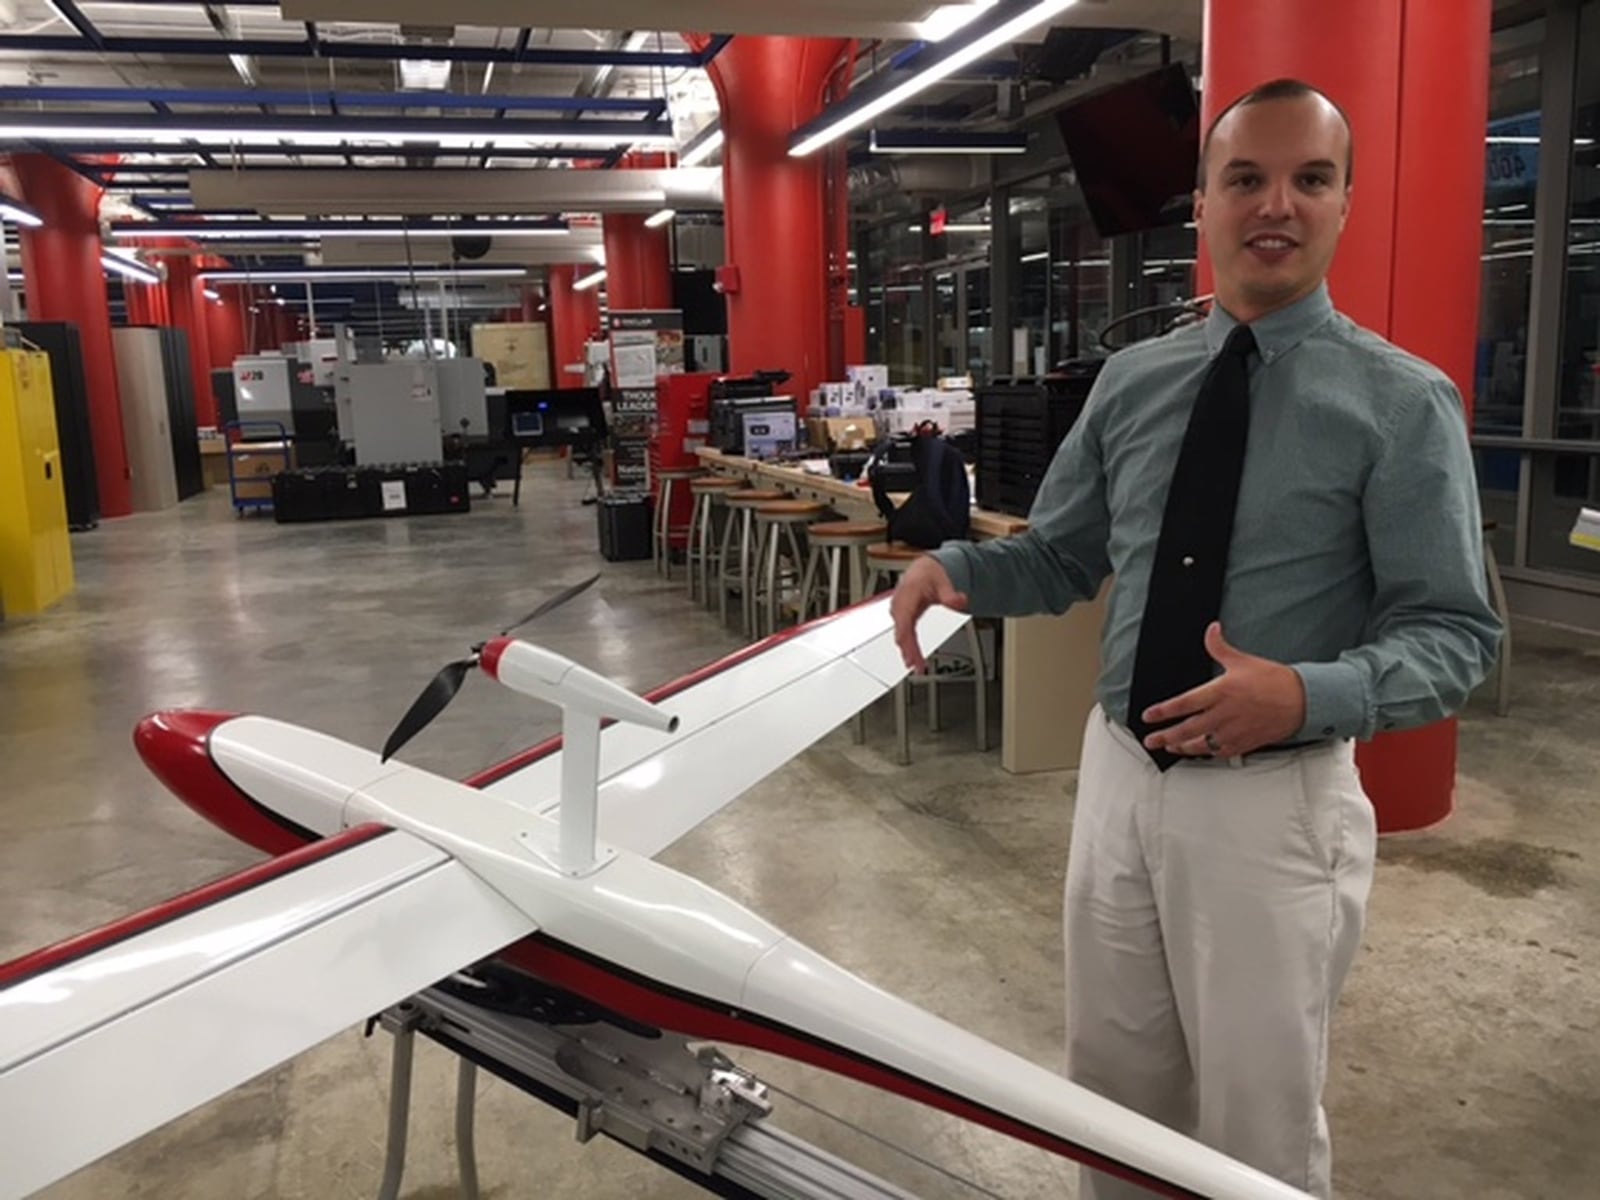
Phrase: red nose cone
[
  {"left": 135, "top": 710, "right": 313, "bottom": 857},
  {"left": 480, "top": 637, "right": 513, "bottom": 681}
]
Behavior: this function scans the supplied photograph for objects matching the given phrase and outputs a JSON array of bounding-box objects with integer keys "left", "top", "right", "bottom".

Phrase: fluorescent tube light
[
  {"left": 101, "top": 250, "right": 161, "bottom": 284},
  {"left": 644, "top": 208, "right": 675, "bottom": 228},
  {"left": 0, "top": 118, "right": 676, "bottom": 151},
  {"left": 204, "top": 288, "right": 222, "bottom": 301},
  {"left": 790, "top": 0, "right": 1079, "bottom": 157},
  {"left": 0, "top": 197, "right": 43, "bottom": 228},
  {"left": 572, "top": 269, "right": 607, "bottom": 292},
  {"left": 1021, "top": 250, "right": 1048, "bottom": 263},
  {"left": 400, "top": 59, "right": 452, "bottom": 91},
  {"left": 917, "top": 1, "right": 999, "bottom": 41},
  {"left": 112, "top": 222, "right": 570, "bottom": 242},
  {"left": 200, "top": 267, "right": 528, "bottom": 283},
  {"left": 679, "top": 126, "right": 723, "bottom": 167}
]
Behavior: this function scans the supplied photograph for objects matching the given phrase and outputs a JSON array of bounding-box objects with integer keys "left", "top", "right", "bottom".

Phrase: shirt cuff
[
  {"left": 1292, "top": 660, "right": 1371, "bottom": 741},
  {"left": 930, "top": 543, "right": 976, "bottom": 598}
]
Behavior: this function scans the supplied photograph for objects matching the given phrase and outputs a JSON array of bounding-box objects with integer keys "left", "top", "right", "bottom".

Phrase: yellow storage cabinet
[{"left": 0, "top": 348, "right": 74, "bottom": 616}]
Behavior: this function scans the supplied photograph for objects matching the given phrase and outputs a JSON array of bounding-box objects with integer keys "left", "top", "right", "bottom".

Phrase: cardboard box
[
  {"left": 806, "top": 416, "right": 877, "bottom": 451},
  {"left": 229, "top": 442, "right": 294, "bottom": 501}
]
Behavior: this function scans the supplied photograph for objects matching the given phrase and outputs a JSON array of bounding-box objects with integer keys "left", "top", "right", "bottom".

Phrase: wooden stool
[
  {"left": 866, "top": 542, "right": 989, "bottom": 766},
  {"left": 686, "top": 477, "right": 745, "bottom": 605},
  {"left": 653, "top": 467, "right": 704, "bottom": 580},
  {"left": 718, "top": 489, "right": 788, "bottom": 636},
  {"left": 752, "top": 500, "right": 830, "bottom": 638},
  {"left": 799, "top": 520, "right": 888, "bottom": 619}
]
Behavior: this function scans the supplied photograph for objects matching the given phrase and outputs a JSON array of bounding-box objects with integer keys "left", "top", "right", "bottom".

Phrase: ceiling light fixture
[
  {"left": 916, "top": 1, "right": 1000, "bottom": 41},
  {"left": 101, "top": 250, "right": 161, "bottom": 285},
  {"left": 0, "top": 196, "right": 43, "bottom": 228},
  {"left": 869, "top": 129, "right": 1028, "bottom": 155},
  {"left": 200, "top": 267, "right": 529, "bottom": 283},
  {"left": 204, "top": 288, "right": 222, "bottom": 302},
  {"left": 644, "top": 208, "right": 675, "bottom": 228},
  {"left": 679, "top": 126, "right": 723, "bottom": 167},
  {"left": 572, "top": 268, "right": 607, "bottom": 292},
  {"left": 112, "top": 221, "right": 570, "bottom": 242},
  {"left": 789, "top": 0, "right": 1079, "bottom": 157},
  {"left": 0, "top": 115, "right": 677, "bottom": 151}
]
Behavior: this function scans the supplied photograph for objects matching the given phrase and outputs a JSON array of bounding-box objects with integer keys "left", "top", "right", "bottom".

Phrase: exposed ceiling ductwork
[{"left": 189, "top": 166, "right": 723, "bottom": 216}]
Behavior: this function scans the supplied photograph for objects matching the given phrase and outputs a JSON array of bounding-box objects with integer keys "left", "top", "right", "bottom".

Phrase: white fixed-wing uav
[{"left": 0, "top": 580, "right": 1313, "bottom": 1200}]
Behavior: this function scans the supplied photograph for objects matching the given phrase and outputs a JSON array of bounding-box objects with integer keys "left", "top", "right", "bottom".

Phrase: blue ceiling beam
[
  {"left": 696, "top": 35, "right": 734, "bottom": 65},
  {"left": 0, "top": 112, "right": 673, "bottom": 141},
  {"left": 40, "top": 140, "right": 619, "bottom": 159},
  {"left": 0, "top": 34, "right": 704, "bottom": 67},
  {"left": 0, "top": 85, "right": 667, "bottom": 115}
]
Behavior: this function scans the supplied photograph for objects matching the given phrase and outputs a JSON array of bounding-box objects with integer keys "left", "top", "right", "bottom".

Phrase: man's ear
[
  {"left": 1192, "top": 187, "right": 1205, "bottom": 227},
  {"left": 1339, "top": 183, "right": 1352, "bottom": 231}
]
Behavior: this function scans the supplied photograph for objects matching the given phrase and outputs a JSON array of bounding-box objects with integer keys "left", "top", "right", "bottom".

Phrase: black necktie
[{"left": 1127, "top": 323, "right": 1257, "bottom": 770}]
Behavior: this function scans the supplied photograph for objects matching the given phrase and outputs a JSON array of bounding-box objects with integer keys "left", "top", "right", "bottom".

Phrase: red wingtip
[
  {"left": 135, "top": 710, "right": 313, "bottom": 857},
  {"left": 480, "top": 636, "right": 512, "bottom": 681}
]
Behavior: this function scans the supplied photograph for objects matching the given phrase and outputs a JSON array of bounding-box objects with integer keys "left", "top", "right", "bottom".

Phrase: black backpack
[{"left": 869, "top": 424, "right": 971, "bottom": 549}]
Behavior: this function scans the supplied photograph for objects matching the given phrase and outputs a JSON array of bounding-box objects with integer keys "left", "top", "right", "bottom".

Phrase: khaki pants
[{"left": 1067, "top": 710, "right": 1376, "bottom": 1199}]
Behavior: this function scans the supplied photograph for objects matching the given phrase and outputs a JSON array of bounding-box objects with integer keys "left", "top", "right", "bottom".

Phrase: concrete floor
[{"left": 2, "top": 461, "right": 1597, "bottom": 1200}]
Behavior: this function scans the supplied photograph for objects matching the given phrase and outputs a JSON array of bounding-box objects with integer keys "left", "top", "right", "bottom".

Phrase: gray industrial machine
[
  {"left": 434, "top": 357, "right": 489, "bottom": 439},
  {"left": 340, "top": 361, "right": 445, "bottom": 465}
]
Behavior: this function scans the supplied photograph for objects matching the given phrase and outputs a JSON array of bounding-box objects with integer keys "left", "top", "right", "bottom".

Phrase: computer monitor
[{"left": 502, "top": 387, "right": 607, "bottom": 446}]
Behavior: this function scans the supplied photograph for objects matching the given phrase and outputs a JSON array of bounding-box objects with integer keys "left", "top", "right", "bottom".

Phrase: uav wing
[
  {"left": 0, "top": 824, "right": 533, "bottom": 1200},
  {"left": 475, "top": 596, "right": 968, "bottom": 858}
]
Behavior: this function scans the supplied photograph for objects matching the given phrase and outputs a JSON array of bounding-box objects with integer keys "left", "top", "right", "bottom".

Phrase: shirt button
[
  {"left": 1182, "top": 555, "right": 1195, "bottom": 567},
  {"left": 1322, "top": 725, "right": 1336, "bottom": 736}
]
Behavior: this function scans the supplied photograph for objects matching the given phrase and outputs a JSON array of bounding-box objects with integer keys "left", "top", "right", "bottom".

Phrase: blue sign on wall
[{"left": 1486, "top": 112, "right": 1540, "bottom": 191}]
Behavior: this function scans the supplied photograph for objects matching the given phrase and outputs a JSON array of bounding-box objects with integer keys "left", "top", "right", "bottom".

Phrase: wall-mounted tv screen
[{"left": 1055, "top": 64, "right": 1200, "bottom": 238}]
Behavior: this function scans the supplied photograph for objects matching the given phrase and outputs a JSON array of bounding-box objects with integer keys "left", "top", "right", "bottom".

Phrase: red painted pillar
[
  {"left": 1201, "top": 0, "right": 1491, "bottom": 831},
  {"left": 206, "top": 284, "right": 247, "bottom": 372},
  {"left": 548, "top": 264, "right": 600, "bottom": 390},
  {"left": 162, "top": 249, "right": 217, "bottom": 427},
  {"left": 13, "top": 153, "right": 132, "bottom": 518},
  {"left": 693, "top": 36, "right": 849, "bottom": 403},
  {"left": 124, "top": 281, "right": 170, "bottom": 326},
  {"left": 602, "top": 213, "right": 673, "bottom": 310}
]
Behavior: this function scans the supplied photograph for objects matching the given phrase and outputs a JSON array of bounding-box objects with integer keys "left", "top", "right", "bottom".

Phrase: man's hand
[
  {"left": 890, "top": 556, "right": 968, "bottom": 673},
  {"left": 1140, "top": 623, "right": 1307, "bottom": 758}
]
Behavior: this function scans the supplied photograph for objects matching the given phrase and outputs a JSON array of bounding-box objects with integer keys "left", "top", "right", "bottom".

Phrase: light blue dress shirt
[{"left": 933, "top": 284, "right": 1502, "bottom": 743}]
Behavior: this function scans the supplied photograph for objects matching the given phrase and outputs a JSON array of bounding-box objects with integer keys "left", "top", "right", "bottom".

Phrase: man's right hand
[{"left": 890, "top": 556, "right": 969, "bottom": 673}]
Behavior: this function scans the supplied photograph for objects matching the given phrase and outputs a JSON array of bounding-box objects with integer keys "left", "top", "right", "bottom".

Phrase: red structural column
[
  {"left": 162, "top": 250, "right": 218, "bottom": 428},
  {"left": 12, "top": 153, "right": 132, "bottom": 518},
  {"left": 693, "top": 36, "right": 849, "bottom": 403},
  {"left": 548, "top": 264, "right": 600, "bottom": 390},
  {"left": 1201, "top": 0, "right": 1491, "bottom": 832},
  {"left": 206, "top": 284, "right": 247, "bottom": 373},
  {"left": 602, "top": 214, "right": 673, "bottom": 311},
  {"left": 124, "top": 281, "right": 170, "bottom": 326}
]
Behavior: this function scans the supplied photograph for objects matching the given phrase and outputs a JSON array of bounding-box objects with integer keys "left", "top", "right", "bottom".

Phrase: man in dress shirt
[{"left": 890, "top": 79, "right": 1500, "bottom": 1198}]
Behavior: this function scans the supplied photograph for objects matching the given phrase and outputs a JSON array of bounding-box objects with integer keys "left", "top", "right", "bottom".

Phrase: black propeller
[{"left": 379, "top": 573, "right": 600, "bottom": 763}]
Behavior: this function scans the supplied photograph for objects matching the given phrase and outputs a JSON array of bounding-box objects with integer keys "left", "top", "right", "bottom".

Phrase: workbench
[{"left": 696, "top": 449, "right": 1106, "bottom": 774}]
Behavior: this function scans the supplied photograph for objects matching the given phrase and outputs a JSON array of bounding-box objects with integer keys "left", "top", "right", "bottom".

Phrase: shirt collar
[{"left": 1204, "top": 282, "right": 1335, "bottom": 365}]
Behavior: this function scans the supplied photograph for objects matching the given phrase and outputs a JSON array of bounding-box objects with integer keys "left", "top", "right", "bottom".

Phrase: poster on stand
[{"left": 606, "top": 310, "right": 683, "bottom": 489}]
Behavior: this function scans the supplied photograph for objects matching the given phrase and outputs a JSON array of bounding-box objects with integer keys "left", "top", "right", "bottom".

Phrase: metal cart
[{"left": 223, "top": 420, "right": 292, "bottom": 517}]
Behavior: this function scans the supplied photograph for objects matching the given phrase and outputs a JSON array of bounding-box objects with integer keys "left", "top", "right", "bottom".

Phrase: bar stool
[
  {"left": 866, "top": 542, "right": 989, "bottom": 766},
  {"left": 653, "top": 467, "right": 704, "bottom": 580},
  {"left": 718, "top": 489, "right": 788, "bottom": 635},
  {"left": 685, "top": 477, "right": 745, "bottom": 605},
  {"left": 798, "top": 520, "right": 888, "bottom": 619},
  {"left": 751, "top": 500, "right": 831, "bottom": 638}
]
